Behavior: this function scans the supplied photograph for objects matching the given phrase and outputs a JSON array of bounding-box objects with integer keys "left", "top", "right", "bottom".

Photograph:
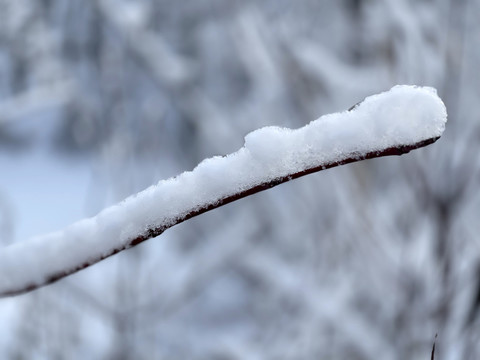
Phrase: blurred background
[{"left": 0, "top": 0, "right": 480, "bottom": 359}]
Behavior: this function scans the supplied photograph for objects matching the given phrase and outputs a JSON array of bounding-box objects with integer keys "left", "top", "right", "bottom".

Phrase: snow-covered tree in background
[{"left": 0, "top": 1, "right": 479, "bottom": 359}]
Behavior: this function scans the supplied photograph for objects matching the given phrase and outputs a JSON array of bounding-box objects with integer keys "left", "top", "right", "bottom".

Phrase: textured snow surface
[{"left": 0, "top": 85, "right": 447, "bottom": 295}]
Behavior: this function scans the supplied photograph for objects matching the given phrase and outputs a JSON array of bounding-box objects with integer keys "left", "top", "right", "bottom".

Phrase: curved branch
[{"left": 0, "top": 85, "right": 447, "bottom": 297}]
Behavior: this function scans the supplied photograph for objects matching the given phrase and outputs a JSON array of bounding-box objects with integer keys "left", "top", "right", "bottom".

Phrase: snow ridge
[{"left": 0, "top": 85, "right": 447, "bottom": 296}]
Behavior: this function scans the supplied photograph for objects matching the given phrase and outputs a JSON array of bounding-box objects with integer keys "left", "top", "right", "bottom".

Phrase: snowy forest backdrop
[{"left": 0, "top": 1, "right": 479, "bottom": 359}]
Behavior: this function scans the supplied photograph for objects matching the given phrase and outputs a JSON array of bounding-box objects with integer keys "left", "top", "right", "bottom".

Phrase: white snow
[{"left": 0, "top": 85, "right": 447, "bottom": 296}]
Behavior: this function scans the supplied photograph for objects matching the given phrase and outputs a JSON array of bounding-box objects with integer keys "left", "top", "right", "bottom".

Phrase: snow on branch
[{"left": 0, "top": 85, "right": 447, "bottom": 297}]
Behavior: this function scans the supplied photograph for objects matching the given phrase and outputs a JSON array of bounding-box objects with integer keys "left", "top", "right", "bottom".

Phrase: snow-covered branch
[{"left": 0, "top": 85, "right": 447, "bottom": 297}]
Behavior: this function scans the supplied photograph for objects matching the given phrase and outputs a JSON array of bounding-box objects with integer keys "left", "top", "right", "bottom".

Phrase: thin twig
[{"left": 1, "top": 135, "right": 439, "bottom": 297}]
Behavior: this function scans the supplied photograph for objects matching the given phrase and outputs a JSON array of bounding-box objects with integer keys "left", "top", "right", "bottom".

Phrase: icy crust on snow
[{"left": 0, "top": 85, "right": 447, "bottom": 294}]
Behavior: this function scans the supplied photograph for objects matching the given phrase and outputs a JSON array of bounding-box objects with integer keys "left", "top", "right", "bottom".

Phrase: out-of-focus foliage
[{"left": 1, "top": 1, "right": 480, "bottom": 359}]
